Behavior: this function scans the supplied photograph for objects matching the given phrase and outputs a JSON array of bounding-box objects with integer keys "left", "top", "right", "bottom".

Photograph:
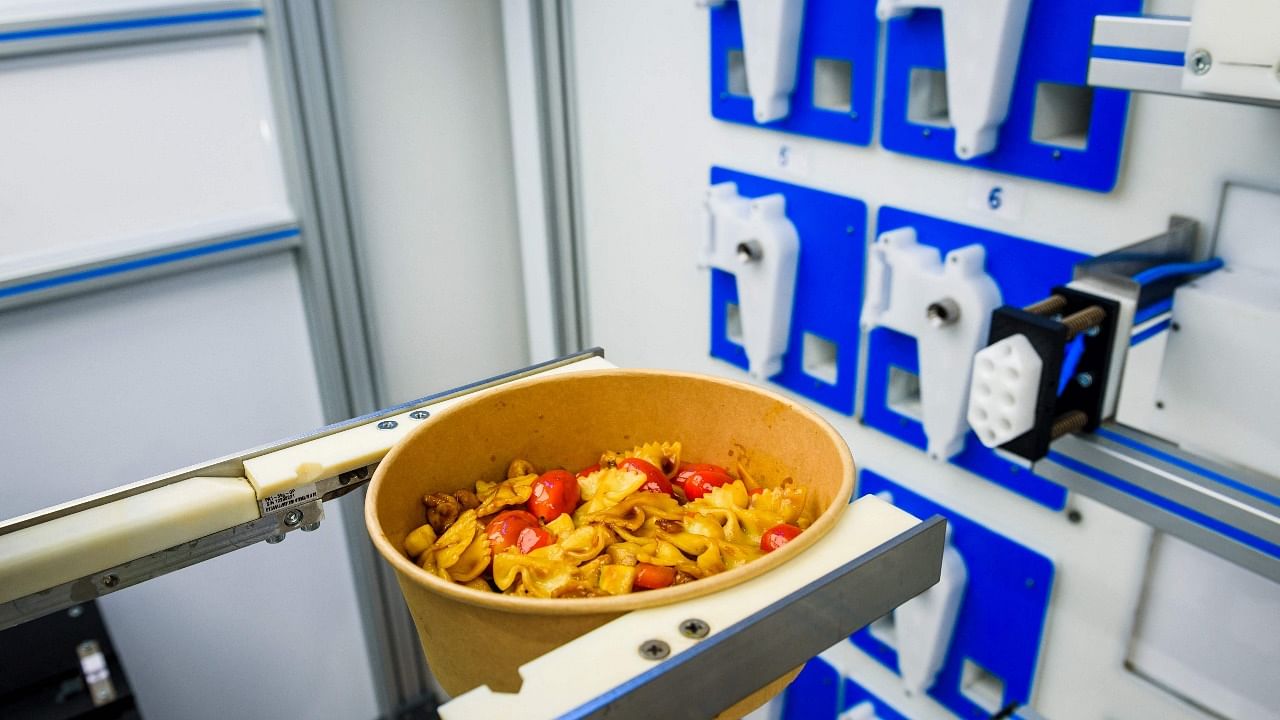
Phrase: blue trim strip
[
  {"left": 1095, "top": 428, "right": 1280, "bottom": 508},
  {"left": 1133, "top": 298, "right": 1172, "bottom": 325},
  {"left": 1049, "top": 451, "right": 1280, "bottom": 559},
  {"left": 0, "top": 8, "right": 263, "bottom": 43},
  {"left": 1130, "top": 318, "right": 1170, "bottom": 346},
  {"left": 1091, "top": 45, "right": 1185, "bottom": 67},
  {"left": 0, "top": 228, "right": 300, "bottom": 300}
]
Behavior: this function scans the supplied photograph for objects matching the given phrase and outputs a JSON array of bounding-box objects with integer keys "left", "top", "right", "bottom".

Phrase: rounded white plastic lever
[
  {"left": 893, "top": 522, "right": 967, "bottom": 696},
  {"left": 702, "top": 182, "right": 800, "bottom": 379},
  {"left": 860, "top": 227, "right": 1002, "bottom": 460},
  {"left": 699, "top": 0, "right": 807, "bottom": 123},
  {"left": 876, "top": 0, "right": 1031, "bottom": 159}
]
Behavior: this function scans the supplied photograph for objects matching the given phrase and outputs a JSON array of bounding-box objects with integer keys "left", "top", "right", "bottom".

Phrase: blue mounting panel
[
  {"left": 852, "top": 471, "right": 1055, "bottom": 719},
  {"left": 862, "top": 207, "right": 1087, "bottom": 509},
  {"left": 782, "top": 659, "right": 908, "bottom": 720},
  {"left": 710, "top": 0, "right": 878, "bottom": 146},
  {"left": 709, "top": 167, "right": 866, "bottom": 414},
  {"left": 879, "top": 0, "right": 1141, "bottom": 192}
]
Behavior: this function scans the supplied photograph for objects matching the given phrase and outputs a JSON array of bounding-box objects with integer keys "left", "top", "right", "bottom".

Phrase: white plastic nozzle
[{"left": 876, "top": 0, "right": 1031, "bottom": 160}]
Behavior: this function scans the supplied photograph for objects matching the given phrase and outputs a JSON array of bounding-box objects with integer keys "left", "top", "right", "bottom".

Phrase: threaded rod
[
  {"left": 1050, "top": 410, "right": 1089, "bottom": 440},
  {"left": 1024, "top": 295, "right": 1067, "bottom": 315},
  {"left": 1063, "top": 305, "right": 1106, "bottom": 338}
]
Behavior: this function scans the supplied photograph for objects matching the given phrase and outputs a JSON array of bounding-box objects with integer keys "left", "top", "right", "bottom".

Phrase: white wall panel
[
  {"left": 566, "top": 2, "right": 1278, "bottom": 718},
  {"left": 0, "top": 254, "right": 378, "bottom": 719},
  {"left": 0, "top": 33, "right": 292, "bottom": 279},
  {"left": 328, "top": 0, "right": 529, "bottom": 403}
]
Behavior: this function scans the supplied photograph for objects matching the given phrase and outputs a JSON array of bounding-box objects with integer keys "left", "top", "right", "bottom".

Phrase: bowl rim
[{"left": 364, "top": 368, "right": 855, "bottom": 615}]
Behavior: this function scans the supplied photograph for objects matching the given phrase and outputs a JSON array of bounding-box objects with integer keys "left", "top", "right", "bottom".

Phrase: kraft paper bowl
[{"left": 365, "top": 369, "right": 855, "bottom": 712}]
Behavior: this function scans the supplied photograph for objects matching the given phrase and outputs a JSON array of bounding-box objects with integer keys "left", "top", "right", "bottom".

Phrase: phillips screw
[
  {"left": 679, "top": 618, "right": 710, "bottom": 639},
  {"left": 1190, "top": 49, "right": 1212, "bottom": 75},
  {"left": 377, "top": 420, "right": 398, "bottom": 430},
  {"left": 638, "top": 639, "right": 671, "bottom": 660},
  {"left": 284, "top": 509, "right": 304, "bottom": 527}
]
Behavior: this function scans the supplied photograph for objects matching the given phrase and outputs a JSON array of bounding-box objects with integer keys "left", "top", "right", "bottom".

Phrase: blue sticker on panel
[
  {"left": 710, "top": 0, "right": 878, "bottom": 146},
  {"left": 709, "top": 167, "right": 865, "bottom": 414},
  {"left": 852, "top": 471, "right": 1054, "bottom": 720},
  {"left": 880, "top": 0, "right": 1141, "bottom": 192},
  {"left": 782, "top": 660, "right": 909, "bottom": 720},
  {"left": 781, "top": 660, "right": 841, "bottom": 720},
  {"left": 862, "top": 206, "right": 1086, "bottom": 509}
]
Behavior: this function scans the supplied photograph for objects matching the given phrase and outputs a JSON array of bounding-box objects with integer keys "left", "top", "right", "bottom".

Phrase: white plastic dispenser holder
[
  {"left": 700, "top": 0, "right": 807, "bottom": 123},
  {"left": 701, "top": 182, "right": 800, "bottom": 380},
  {"left": 893, "top": 522, "right": 968, "bottom": 696},
  {"left": 876, "top": 0, "right": 1031, "bottom": 159},
  {"left": 969, "top": 334, "right": 1043, "bottom": 448},
  {"left": 861, "top": 227, "right": 1002, "bottom": 460}
]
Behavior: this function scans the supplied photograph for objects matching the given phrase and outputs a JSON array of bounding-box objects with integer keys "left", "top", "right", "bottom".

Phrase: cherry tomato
[
  {"left": 485, "top": 510, "right": 542, "bottom": 555},
  {"left": 576, "top": 464, "right": 600, "bottom": 478},
  {"left": 634, "top": 563, "right": 676, "bottom": 590},
  {"left": 676, "top": 462, "right": 729, "bottom": 479},
  {"left": 618, "top": 457, "right": 672, "bottom": 495},
  {"left": 516, "top": 524, "right": 553, "bottom": 554},
  {"left": 682, "top": 468, "right": 735, "bottom": 500},
  {"left": 527, "top": 469, "right": 581, "bottom": 522},
  {"left": 760, "top": 523, "right": 803, "bottom": 553}
]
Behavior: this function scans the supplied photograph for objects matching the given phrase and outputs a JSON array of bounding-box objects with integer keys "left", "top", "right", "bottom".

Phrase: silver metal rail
[
  {"left": 562, "top": 516, "right": 947, "bottom": 720},
  {"left": 0, "top": 349, "right": 606, "bottom": 630},
  {"left": 1036, "top": 422, "right": 1280, "bottom": 582},
  {"left": 1088, "top": 14, "right": 1280, "bottom": 108}
]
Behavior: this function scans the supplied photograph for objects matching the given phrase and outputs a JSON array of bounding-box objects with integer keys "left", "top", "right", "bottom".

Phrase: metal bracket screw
[
  {"left": 101, "top": 574, "right": 119, "bottom": 589},
  {"left": 735, "top": 240, "right": 763, "bottom": 264},
  {"left": 409, "top": 410, "right": 430, "bottom": 420},
  {"left": 925, "top": 298, "right": 960, "bottom": 328},
  {"left": 339, "top": 467, "right": 369, "bottom": 486},
  {"left": 377, "top": 420, "right": 398, "bottom": 430},
  {"left": 283, "top": 509, "right": 304, "bottom": 527},
  {"left": 679, "top": 618, "right": 710, "bottom": 639},
  {"left": 638, "top": 639, "right": 670, "bottom": 660},
  {"left": 1190, "top": 49, "right": 1212, "bottom": 75}
]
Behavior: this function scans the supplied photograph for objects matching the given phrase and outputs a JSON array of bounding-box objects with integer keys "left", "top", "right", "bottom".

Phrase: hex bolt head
[
  {"left": 283, "top": 509, "right": 304, "bottom": 527},
  {"left": 409, "top": 410, "right": 430, "bottom": 420},
  {"left": 1190, "top": 49, "right": 1212, "bottom": 75},
  {"left": 301, "top": 521, "right": 321, "bottom": 532},
  {"left": 679, "top": 618, "right": 710, "bottom": 639},
  {"left": 926, "top": 298, "right": 960, "bottom": 328},
  {"left": 266, "top": 534, "right": 286, "bottom": 544},
  {"left": 735, "top": 240, "right": 763, "bottom": 264},
  {"left": 638, "top": 639, "right": 670, "bottom": 660},
  {"left": 377, "top": 420, "right": 398, "bottom": 430}
]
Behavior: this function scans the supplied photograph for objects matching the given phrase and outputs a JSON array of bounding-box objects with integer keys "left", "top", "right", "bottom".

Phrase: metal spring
[{"left": 1050, "top": 410, "right": 1089, "bottom": 440}]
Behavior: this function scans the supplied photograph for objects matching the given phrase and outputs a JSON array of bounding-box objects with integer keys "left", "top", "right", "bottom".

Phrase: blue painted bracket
[
  {"left": 783, "top": 660, "right": 908, "bottom": 720},
  {"left": 710, "top": 0, "right": 879, "bottom": 146},
  {"left": 879, "top": 0, "right": 1142, "bottom": 192},
  {"left": 709, "top": 167, "right": 865, "bottom": 414},
  {"left": 862, "top": 207, "right": 1086, "bottom": 509},
  {"left": 852, "top": 471, "right": 1054, "bottom": 719}
]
